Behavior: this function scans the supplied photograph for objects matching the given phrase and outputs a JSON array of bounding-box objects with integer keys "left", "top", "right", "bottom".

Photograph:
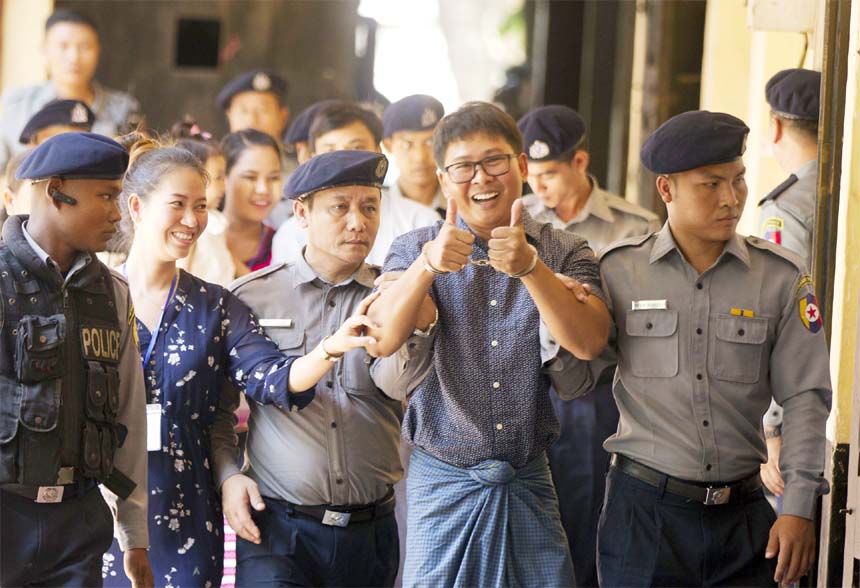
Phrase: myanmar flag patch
[{"left": 798, "top": 293, "right": 823, "bottom": 333}]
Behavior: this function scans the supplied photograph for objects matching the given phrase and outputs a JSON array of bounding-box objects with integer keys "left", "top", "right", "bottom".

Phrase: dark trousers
[
  {"left": 0, "top": 485, "right": 113, "bottom": 587},
  {"left": 236, "top": 497, "right": 399, "bottom": 587},
  {"left": 549, "top": 381, "right": 619, "bottom": 588},
  {"left": 597, "top": 467, "right": 778, "bottom": 587}
]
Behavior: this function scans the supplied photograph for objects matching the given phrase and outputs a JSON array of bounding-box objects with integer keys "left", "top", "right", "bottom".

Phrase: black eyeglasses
[{"left": 443, "top": 153, "right": 517, "bottom": 184}]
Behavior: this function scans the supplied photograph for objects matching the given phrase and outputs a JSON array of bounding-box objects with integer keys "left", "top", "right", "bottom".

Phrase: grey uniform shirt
[
  {"left": 523, "top": 177, "right": 661, "bottom": 254},
  {"left": 758, "top": 159, "right": 818, "bottom": 429},
  {"left": 599, "top": 224, "right": 831, "bottom": 519},
  {"left": 21, "top": 225, "right": 148, "bottom": 551},
  {"left": 0, "top": 81, "right": 140, "bottom": 170},
  {"left": 212, "top": 256, "right": 403, "bottom": 506}
]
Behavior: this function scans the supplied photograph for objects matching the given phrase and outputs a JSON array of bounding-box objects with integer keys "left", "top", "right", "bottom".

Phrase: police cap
[
  {"left": 383, "top": 94, "right": 444, "bottom": 138},
  {"left": 15, "top": 132, "right": 129, "bottom": 180},
  {"left": 284, "top": 99, "right": 340, "bottom": 146},
  {"left": 517, "top": 105, "right": 587, "bottom": 161},
  {"left": 19, "top": 99, "right": 95, "bottom": 144},
  {"left": 216, "top": 70, "right": 289, "bottom": 111},
  {"left": 640, "top": 110, "right": 749, "bottom": 174},
  {"left": 284, "top": 150, "right": 388, "bottom": 200},
  {"left": 765, "top": 68, "right": 821, "bottom": 121}
]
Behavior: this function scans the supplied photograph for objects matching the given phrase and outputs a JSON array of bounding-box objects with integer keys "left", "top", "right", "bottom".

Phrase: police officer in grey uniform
[
  {"left": 518, "top": 104, "right": 660, "bottom": 588},
  {"left": 589, "top": 111, "right": 830, "bottom": 587},
  {"left": 0, "top": 132, "right": 151, "bottom": 587},
  {"left": 214, "top": 150, "right": 423, "bottom": 587},
  {"left": 0, "top": 10, "right": 140, "bottom": 172},
  {"left": 757, "top": 69, "right": 822, "bottom": 493}
]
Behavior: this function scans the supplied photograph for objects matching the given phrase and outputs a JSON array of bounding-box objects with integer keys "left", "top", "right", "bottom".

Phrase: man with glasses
[{"left": 366, "top": 101, "right": 611, "bottom": 587}]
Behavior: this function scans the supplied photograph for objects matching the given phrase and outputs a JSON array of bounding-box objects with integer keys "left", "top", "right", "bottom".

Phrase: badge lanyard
[{"left": 122, "top": 264, "right": 179, "bottom": 371}]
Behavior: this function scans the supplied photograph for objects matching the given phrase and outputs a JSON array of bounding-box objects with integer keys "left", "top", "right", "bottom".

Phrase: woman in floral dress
[{"left": 102, "top": 139, "right": 377, "bottom": 588}]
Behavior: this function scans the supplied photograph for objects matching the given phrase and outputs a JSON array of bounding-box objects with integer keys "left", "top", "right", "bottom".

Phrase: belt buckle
[
  {"left": 322, "top": 510, "right": 351, "bottom": 527},
  {"left": 704, "top": 486, "right": 731, "bottom": 505},
  {"left": 35, "top": 486, "right": 64, "bottom": 503}
]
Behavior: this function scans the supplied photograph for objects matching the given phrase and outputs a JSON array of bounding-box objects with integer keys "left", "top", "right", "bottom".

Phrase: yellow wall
[
  {"left": 1, "top": 0, "right": 53, "bottom": 93},
  {"left": 700, "top": 0, "right": 812, "bottom": 237}
]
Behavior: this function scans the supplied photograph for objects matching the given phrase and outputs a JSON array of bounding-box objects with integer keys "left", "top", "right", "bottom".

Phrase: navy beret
[
  {"left": 640, "top": 110, "right": 749, "bottom": 174},
  {"left": 216, "top": 70, "right": 289, "bottom": 110},
  {"left": 284, "top": 99, "right": 340, "bottom": 145},
  {"left": 766, "top": 68, "right": 821, "bottom": 121},
  {"left": 517, "top": 105, "right": 587, "bottom": 160},
  {"left": 19, "top": 99, "right": 94, "bottom": 144},
  {"left": 284, "top": 150, "right": 388, "bottom": 200},
  {"left": 15, "top": 132, "right": 129, "bottom": 180},
  {"left": 382, "top": 94, "right": 444, "bottom": 138}
]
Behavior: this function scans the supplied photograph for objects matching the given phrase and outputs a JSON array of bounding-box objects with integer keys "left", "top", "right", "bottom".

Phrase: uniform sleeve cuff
[{"left": 781, "top": 487, "right": 817, "bottom": 520}]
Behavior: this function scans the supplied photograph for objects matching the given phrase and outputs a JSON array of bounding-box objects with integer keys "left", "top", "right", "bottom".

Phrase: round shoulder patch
[{"left": 798, "top": 292, "right": 823, "bottom": 333}]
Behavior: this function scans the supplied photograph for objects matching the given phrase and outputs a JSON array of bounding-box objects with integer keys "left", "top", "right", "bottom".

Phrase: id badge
[{"left": 146, "top": 403, "right": 162, "bottom": 451}]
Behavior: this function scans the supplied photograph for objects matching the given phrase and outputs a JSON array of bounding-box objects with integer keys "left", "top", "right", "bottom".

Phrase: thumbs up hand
[
  {"left": 488, "top": 198, "right": 538, "bottom": 277},
  {"left": 422, "top": 197, "right": 476, "bottom": 274}
]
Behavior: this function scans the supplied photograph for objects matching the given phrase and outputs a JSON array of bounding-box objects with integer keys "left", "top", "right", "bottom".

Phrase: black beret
[
  {"left": 19, "top": 99, "right": 94, "bottom": 144},
  {"left": 640, "top": 110, "right": 749, "bottom": 174},
  {"left": 284, "top": 150, "right": 388, "bottom": 200},
  {"left": 216, "top": 70, "right": 289, "bottom": 111},
  {"left": 517, "top": 105, "right": 587, "bottom": 160},
  {"left": 284, "top": 99, "right": 340, "bottom": 145},
  {"left": 382, "top": 94, "right": 444, "bottom": 138},
  {"left": 765, "top": 68, "right": 821, "bottom": 121},
  {"left": 15, "top": 132, "right": 129, "bottom": 180}
]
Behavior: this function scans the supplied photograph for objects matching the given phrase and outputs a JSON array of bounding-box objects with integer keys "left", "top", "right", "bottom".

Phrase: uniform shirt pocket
[
  {"left": 712, "top": 314, "right": 768, "bottom": 384},
  {"left": 341, "top": 348, "right": 380, "bottom": 397},
  {"left": 624, "top": 309, "right": 679, "bottom": 378},
  {"left": 261, "top": 319, "right": 305, "bottom": 355}
]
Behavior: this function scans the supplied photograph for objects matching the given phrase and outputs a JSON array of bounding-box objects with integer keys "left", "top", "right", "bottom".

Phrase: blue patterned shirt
[{"left": 382, "top": 211, "right": 606, "bottom": 468}]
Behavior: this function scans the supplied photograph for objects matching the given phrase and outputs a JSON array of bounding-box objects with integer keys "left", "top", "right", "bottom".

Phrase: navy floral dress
[{"left": 103, "top": 270, "right": 299, "bottom": 588}]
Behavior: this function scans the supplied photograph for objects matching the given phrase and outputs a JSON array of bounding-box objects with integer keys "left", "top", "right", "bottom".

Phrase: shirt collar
[
  {"left": 21, "top": 221, "right": 92, "bottom": 279},
  {"left": 649, "top": 223, "right": 750, "bottom": 268},
  {"left": 794, "top": 158, "right": 818, "bottom": 180},
  {"left": 294, "top": 248, "right": 376, "bottom": 289},
  {"left": 581, "top": 176, "right": 615, "bottom": 224}
]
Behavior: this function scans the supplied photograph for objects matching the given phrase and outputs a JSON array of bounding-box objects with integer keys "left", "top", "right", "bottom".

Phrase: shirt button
[
  {"left": 326, "top": 381, "right": 333, "bottom": 388},
  {"left": 331, "top": 422, "right": 337, "bottom": 428},
  {"left": 336, "top": 478, "right": 343, "bottom": 484},
  {"left": 492, "top": 382, "right": 500, "bottom": 389},
  {"left": 738, "top": 329, "right": 745, "bottom": 337},
  {"left": 696, "top": 328, "right": 702, "bottom": 335},
  {"left": 703, "top": 420, "right": 709, "bottom": 427},
  {"left": 34, "top": 416, "right": 42, "bottom": 425},
  {"left": 705, "top": 464, "right": 712, "bottom": 471},
  {"left": 491, "top": 340, "right": 498, "bottom": 347},
  {"left": 490, "top": 300, "right": 498, "bottom": 307},
  {"left": 495, "top": 423, "right": 503, "bottom": 431},
  {"left": 696, "top": 283, "right": 703, "bottom": 290},
  {"left": 696, "top": 373, "right": 703, "bottom": 380},
  {"left": 329, "top": 300, "right": 336, "bottom": 308}
]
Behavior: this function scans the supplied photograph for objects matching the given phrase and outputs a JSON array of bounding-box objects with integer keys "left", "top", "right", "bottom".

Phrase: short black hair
[
  {"left": 309, "top": 101, "right": 384, "bottom": 152},
  {"left": 432, "top": 101, "right": 523, "bottom": 167},
  {"left": 771, "top": 110, "right": 818, "bottom": 141},
  {"left": 45, "top": 9, "right": 98, "bottom": 35}
]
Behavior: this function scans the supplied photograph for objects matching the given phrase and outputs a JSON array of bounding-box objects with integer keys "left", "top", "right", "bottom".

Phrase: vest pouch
[
  {"left": 15, "top": 314, "right": 66, "bottom": 383},
  {"left": 100, "top": 424, "right": 118, "bottom": 479},
  {"left": 0, "top": 376, "right": 22, "bottom": 484},
  {"left": 0, "top": 375, "right": 22, "bottom": 443},
  {"left": 19, "top": 378, "right": 61, "bottom": 432},
  {"left": 106, "top": 367, "right": 120, "bottom": 419},
  {"left": 85, "top": 361, "right": 108, "bottom": 422},
  {"left": 81, "top": 420, "right": 102, "bottom": 478}
]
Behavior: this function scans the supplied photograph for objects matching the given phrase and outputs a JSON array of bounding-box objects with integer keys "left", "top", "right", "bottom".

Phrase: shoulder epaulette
[
  {"left": 228, "top": 262, "right": 288, "bottom": 292},
  {"left": 745, "top": 236, "right": 806, "bottom": 273},
  {"left": 758, "top": 174, "right": 798, "bottom": 206},
  {"left": 599, "top": 232, "right": 654, "bottom": 260}
]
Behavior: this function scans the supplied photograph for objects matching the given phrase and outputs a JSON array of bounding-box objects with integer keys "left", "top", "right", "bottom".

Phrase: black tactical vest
[{"left": 0, "top": 217, "right": 127, "bottom": 493}]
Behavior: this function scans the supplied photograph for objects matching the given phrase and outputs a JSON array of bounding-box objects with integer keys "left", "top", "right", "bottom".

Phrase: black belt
[
  {"left": 283, "top": 489, "right": 396, "bottom": 527},
  {"left": 611, "top": 454, "right": 762, "bottom": 506},
  {"left": 1, "top": 478, "right": 98, "bottom": 503}
]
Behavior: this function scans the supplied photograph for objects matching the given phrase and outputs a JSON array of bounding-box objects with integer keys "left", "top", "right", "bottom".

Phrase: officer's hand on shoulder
[
  {"left": 222, "top": 473, "right": 265, "bottom": 544},
  {"left": 124, "top": 548, "right": 154, "bottom": 588},
  {"left": 766, "top": 514, "right": 816, "bottom": 585},
  {"left": 424, "top": 199, "right": 475, "bottom": 273}
]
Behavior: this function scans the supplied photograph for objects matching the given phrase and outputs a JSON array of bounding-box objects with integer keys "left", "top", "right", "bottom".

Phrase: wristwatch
[{"left": 319, "top": 335, "right": 343, "bottom": 362}]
